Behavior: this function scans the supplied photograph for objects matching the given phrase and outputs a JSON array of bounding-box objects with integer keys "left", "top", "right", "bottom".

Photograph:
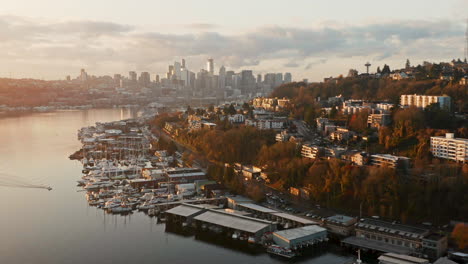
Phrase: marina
[{"left": 0, "top": 108, "right": 355, "bottom": 264}]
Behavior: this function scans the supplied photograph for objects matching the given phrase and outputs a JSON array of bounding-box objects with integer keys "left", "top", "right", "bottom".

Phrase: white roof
[
  {"left": 238, "top": 203, "right": 277, "bottom": 213},
  {"left": 274, "top": 225, "right": 326, "bottom": 241},
  {"left": 194, "top": 210, "right": 272, "bottom": 233},
  {"left": 165, "top": 204, "right": 203, "bottom": 217},
  {"left": 272, "top": 212, "right": 317, "bottom": 225},
  {"left": 378, "top": 253, "right": 428, "bottom": 264}
]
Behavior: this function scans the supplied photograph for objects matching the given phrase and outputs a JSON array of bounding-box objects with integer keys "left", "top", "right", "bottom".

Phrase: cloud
[{"left": 0, "top": 15, "right": 464, "bottom": 79}]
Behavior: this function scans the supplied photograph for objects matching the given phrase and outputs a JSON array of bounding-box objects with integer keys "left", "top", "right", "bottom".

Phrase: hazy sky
[{"left": 1, "top": 0, "right": 467, "bottom": 81}]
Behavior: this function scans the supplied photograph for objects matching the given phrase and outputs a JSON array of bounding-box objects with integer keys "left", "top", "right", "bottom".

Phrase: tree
[
  {"left": 405, "top": 59, "right": 411, "bottom": 69},
  {"left": 186, "top": 105, "right": 194, "bottom": 115},
  {"left": 208, "top": 104, "right": 214, "bottom": 112},
  {"left": 381, "top": 64, "right": 391, "bottom": 75},
  {"left": 452, "top": 223, "right": 468, "bottom": 249},
  {"left": 228, "top": 104, "right": 237, "bottom": 115},
  {"left": 377, "top": 66, "right": 381, "bottom": 74}
]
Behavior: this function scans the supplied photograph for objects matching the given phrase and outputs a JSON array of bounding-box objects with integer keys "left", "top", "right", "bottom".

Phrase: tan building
[
  {"left": 430, "top": 133, "right": 468, "bottom": 163},
  {"left": 400, "top": 94, "right": 451, "bottom": 110}
]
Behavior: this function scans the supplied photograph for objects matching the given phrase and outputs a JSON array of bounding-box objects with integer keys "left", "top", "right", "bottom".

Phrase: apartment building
[
  {"left": 400, "top": 94, "right": 451, "bottom": 110},
  {"left": 301, "top": 144, "right": 322, "bottom": 159},
  {"left": 430, "top": 133, "right": 468, "bottom": 163},
  {"left": 370, "top": 154, "right": 410, "bottom": 169}
]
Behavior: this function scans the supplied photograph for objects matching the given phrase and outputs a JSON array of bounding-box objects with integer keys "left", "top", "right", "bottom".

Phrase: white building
[
  {"left": 370, "top": 154, "right": 410, "bottom": 169},
  {"left": 301, "top": 144, "right": 322, "bottom": 159},
  {"left": 430, "top": 133, "right": 468, "bottom": 162},
  {"left": 400, "top": 94, "right": 451, "bottom": 110},
  {"left": 228, "top": 114, "right": 245, "bottom": 124}
]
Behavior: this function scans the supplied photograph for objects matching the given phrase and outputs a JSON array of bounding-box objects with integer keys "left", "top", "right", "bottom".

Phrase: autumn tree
[{"left": 452, "top": 223, "right": 468, "bottom": 249}]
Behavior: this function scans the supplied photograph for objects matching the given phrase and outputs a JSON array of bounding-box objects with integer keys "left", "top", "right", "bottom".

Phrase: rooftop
[
  {"left": 356, "top": 218, "right": 428, "bottom": 237},
  {"left": 238, "top": 203, "right": 278, "bottom": 213},
  {"left": 378, "top": 253, "right": 428, "bottom": 264},
  {"left": 193, "top": 210, "right": 274, "bottom": 234},
  {"left": 274, "top": 225, "right": 326, "bottom": 241},
  {"left": 272, "top": 212, "right": 318, "bottom": 225},
  {"left": 325, "top": 214, "right": 356, "bottom": 225},
  {"left": 342, "top": 236, "right": 412, "bottom": 255},
  {"left": 226, "top": 195, "right": 253, "bottom": 204},
  {"left": 165, "top": 204, "right": 205, "bottom": 217}
]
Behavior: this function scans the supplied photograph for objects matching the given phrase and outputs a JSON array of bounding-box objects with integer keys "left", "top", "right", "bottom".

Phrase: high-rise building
[
  {"left": 217, "top": 66, "right": 226, "bottom": 98},
  {"left": 257, "top": 74, "right": 262, "bottom": 84},
  {"left": 207, "top": 58, "right": 214, "bottom": 75},
  {"left": 174, "top": 62, "right": 182, "bottom": 79},
  {"left": 240, "top": 70, "right": 256, "bottom": 94},
  {"left": 155, "top": 74, "right": 160, "bottom": 83},
  {"left": 80, "top": 69, "right": 88, "bottom": 82},
  {"left": 167, "top": 65, "right": 174, "bottom": 79},
  {"left": 113, "top": 74, "right": 121, "bottom": 86},
  {"left": 181, "top": 59, "right": 186, "bottom": 69},
  {"left": 275, "top": 73, "right": 283, "bottom": 87},
  {"left": 129, "top": 71, "right": 137, "bottom": 82},
  {"left": 139, "top": 72, "right": 151, "bottom": 87},
  {"left": 264, "top": 73, "right": 276, "bottom": 88},
  {"left": 284, "top": 72, "right": 292, "bottom": 83}
]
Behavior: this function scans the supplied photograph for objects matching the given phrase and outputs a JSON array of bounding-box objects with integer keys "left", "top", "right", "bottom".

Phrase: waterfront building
[
  {"left": 422, "top": 233, "right": 448, "bottom": 261},
  {"left": 400, "top": 94, "right": 451, "bottom": 110},
  {"left": 165, "top": 168, "right": 206, "bottom": 184},
  {"left": 430, "top": 133, "right": 468, "bottom": 162},
  {"left": 272, "top": 225, "right": 327, "bottom": 249},
  {"left": 378, "top": 253, "right": 429, "bottom": 264},
  {"left": 324, "top": 215, "right": 357, "bottom": 237},
  {"left": 342, "top": 218, "right": 446, "bottom": 259},
  {"left": 193, "top": 209, "right": 277, "bottom": 243}
]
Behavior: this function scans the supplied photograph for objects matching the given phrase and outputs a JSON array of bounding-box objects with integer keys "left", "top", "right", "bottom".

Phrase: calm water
[{"left": 0, "top": 108, "right": 353, "bottom": 264}]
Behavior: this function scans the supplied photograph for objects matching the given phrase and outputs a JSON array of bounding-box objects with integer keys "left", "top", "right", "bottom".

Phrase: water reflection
[{"left": 0, "top": 108, "right": 353, "bottom": 264}]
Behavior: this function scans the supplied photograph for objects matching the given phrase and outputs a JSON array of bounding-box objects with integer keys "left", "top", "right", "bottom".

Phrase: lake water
[{"left": 0, "top": 108, "right": 354, "bottom": 264}]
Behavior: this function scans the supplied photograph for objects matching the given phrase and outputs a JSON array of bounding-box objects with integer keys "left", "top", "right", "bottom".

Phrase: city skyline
[{"left": 0, "top": 0, "right": 467, "bottom": 81}]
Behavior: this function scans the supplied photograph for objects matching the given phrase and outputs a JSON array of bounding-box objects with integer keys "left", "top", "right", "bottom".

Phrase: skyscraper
[
  {"left": 174, "top": 62, "right": 182, "bottom": 79},
  {"left": 218, "top": 66, "right": 226, "bottom": 92},
  {"left": 181, "top": 59, "right": 186, "bottom": 69},
  {"left": 257, "top": 74, "right": 262, "bottom": 84},
  {"left": 129, "top": 71, "right": 137, "bottom": 81},
  {"left": 80, "top": 69, "right": 88, "bottom": 82},
  {"left": 207, "top": 58, "right": 214, "bottom": 75},
  {"left": 284, "top": 72, "right": 292, "bottom": 83},
  {"left": 275, "top": 73, "right": 283, "bottom": 87},
  {"left": 139, "top": 72, "right": 151, "bottom": 87}
]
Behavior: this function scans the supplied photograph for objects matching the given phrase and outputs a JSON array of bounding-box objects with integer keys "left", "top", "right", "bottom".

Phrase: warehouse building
[
  {"left": 378, "top": 253, "right": 429, "bottom": 264},
  {"left": 273, "top": 225, "right": 327, "bottom": 249},
  {"left": 193, "top": 209, "right": 276, "bottom": 243}
]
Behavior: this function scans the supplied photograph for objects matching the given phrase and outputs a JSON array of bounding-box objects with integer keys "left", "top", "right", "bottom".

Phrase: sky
[{"left": 1, "top": 0, "right": 467, "bottom": 81}]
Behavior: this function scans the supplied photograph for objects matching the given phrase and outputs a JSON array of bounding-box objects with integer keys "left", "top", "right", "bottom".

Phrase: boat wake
[{"left": 0, "top": 172, "right": 52, "bottom": 191}]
